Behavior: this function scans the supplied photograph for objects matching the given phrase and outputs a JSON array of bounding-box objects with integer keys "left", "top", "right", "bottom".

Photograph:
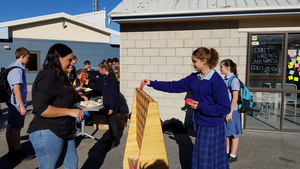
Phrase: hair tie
[{"left": 209, "top": 48, "right": 211, "bottom": 52}]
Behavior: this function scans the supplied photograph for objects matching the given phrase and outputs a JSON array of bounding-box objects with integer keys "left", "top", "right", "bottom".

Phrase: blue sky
[{"left": 0, "top": 0, "right": 123, "bottom": 31}]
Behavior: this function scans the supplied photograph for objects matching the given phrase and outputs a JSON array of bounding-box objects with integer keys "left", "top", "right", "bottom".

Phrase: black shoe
[
  {"left": 6, "top": 150, "right": 14, "bottom": 160},
  {"left": 228, "top": 156, "right": 237, "bottom": 163},
  {"left": 14, "top": 149, "right": 35, "bottom": 162},
  {"left": 111, "top": 140, "right": 120, "bottom": 148}
]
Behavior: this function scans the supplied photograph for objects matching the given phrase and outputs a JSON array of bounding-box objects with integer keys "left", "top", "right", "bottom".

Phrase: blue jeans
[{"left": 29, "top": 129, "right": 78, "bottom": 169}]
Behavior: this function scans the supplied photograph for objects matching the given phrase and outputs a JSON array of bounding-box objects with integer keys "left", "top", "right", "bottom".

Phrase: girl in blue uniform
[
  {"left": 220, "top": 59, "right": 242, "bottom": 163},
  {"left": 142, "top": 47, "right": 231, "bottom": 169}
]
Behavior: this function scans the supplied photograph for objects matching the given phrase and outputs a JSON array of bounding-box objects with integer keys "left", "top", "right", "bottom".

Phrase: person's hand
[
  {"left": 226, "top": 112, "right": 233, "bottom": 123},
  {"left": 141, "top": 79, "right": 150, "bottom": 86},
  {"left": 70, "top": 109, "right": 84, "bottom": 122},
  {"left": 187, "top": 100, "right": 198, "bottom": 110},
  {"left": 108, "top": 110, "right": 113, "bottom": 115},
  {"left": 83, "top": 96, "right": 88, "bottom": 101},
  {"left": 75, "top": 86, "right": 82, "bottom": 91},
  {"left": 19, "top": 106, "right": 27, "bottom": 116}
]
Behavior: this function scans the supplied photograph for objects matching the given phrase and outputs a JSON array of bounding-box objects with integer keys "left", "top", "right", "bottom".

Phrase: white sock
[
  {"left": 230, "top": 154, "right": 236, "bottom": 158},
  {"left": 227, "top": 152, "right": 229, "bottom": 154}
]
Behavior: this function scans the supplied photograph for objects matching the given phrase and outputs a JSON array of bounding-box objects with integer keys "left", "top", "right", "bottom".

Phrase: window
[
  {"left": 26, "top": 51, "right": 40, "bottom": 73},
  {"left": 246, "top": 33, "right": 300, "bottom": 132},
  {"left": 249, "top": 34, "right": 284, "bottom": 88}
]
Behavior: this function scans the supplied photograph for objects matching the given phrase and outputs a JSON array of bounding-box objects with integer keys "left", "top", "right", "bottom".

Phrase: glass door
[
  {"left": 246, "top": 34, "right": 284, "bottom": 130},
  {"left": 246, "top": 33, "right": 300, "bottom": 131},
  {"left": 283, "top": 34, "right": 300, "bottom": 130}
]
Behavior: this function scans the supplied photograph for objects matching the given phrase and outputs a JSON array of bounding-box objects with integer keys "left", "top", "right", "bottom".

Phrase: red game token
[
  {"left": 140, "top": 82, "right": 145, "bottom": 90},
  {"left": 186, "top": 98, "right": 195, "bottom": 105}
]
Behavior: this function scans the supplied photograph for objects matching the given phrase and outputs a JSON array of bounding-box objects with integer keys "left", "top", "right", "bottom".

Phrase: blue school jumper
[{"left": 149, "top": 69, "right": 230, "bottom": 169}]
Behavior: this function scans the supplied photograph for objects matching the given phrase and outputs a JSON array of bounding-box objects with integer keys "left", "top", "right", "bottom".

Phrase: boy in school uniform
[
  {"left": 66, "top": 65, "right": 75, "bottom": 84},
  {"left": 6, "top": 47, "right": 32, "bottom": 162},
  {"left": 71, "top": 55, "right": 77, "bottom": 79},
  {"left": 84, "top": 60, "right": 94, "bottom": 72},
  {"left": 73, "top": 69, "right": 89, "bottom": 101},
  {"left": 112, "top": 57, "right": 120, "bottom": 82}
]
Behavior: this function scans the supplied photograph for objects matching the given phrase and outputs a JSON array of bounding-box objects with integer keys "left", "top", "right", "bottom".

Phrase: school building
[
  {"left": 0, "top": 10, "right": 120, "bottom": 83},
  {"left": 109, "top": 0, "right": 300, "bottom": 132}
]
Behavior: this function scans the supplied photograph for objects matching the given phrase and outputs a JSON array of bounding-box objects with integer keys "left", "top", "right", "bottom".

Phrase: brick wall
[{"left": 120, "top": 20, "right": 247, "bottom": 124}]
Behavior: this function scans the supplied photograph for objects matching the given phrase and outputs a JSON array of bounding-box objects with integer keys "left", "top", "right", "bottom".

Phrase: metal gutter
[
  {"left": 110, "top": 9, "right": 300, "bottom": 23},
  {"left": 109, "top": 5, "right": 300, "bottom": 23}
]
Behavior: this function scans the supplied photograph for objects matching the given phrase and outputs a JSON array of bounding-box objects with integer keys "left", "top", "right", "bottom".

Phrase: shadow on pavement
[
  {"left": 79, "top": 128, "right": 124, "bottom": 169},
  {"left": 0, "top": 140, "right": 36, "bottom": 169},
  {"left": 165, "top": 129, "right": 195, "bottom": 169}
]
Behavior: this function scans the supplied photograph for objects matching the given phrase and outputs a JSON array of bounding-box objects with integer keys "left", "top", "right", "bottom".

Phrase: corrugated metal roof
[
  {"left": 75, "top": 10, "right": 106, "bottom": 27},
  {"left": 109, "top": 0, "right": 300, "bottom": 22}
]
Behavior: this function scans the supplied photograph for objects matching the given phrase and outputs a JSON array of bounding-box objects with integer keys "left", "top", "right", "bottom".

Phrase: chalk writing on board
[
  {"left": 250, "top": 45, "right": 281, "bottom": 75},
  {"left": 250, "top": 65, "right": 280, "bottom": 73}
]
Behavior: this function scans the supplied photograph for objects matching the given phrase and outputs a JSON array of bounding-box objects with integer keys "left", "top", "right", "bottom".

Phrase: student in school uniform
[
  {"left": 220, "top": 59, "right": 242, "bottom": 163},
  {"left": 142, "top": 47, "right": 231, "bottom": 169},
  {"left": 73, "top": 69, "right": 89, "bottom": 101},
  {"left": 98, "top": 60, "right": 120, "bottom": 147},
  {"left": 84, "top": 60, "right": 94, "bottom": 72},
  {"left": 66, "top": 65, "right": 75, "bottom": 84},
  {"left": 6, "top": 47, "right": 33, "bottom": 162}
]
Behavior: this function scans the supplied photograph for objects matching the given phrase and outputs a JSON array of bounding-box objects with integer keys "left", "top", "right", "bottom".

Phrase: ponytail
[
  {"left": 192, "top": 47, "right": 219, "bottom": 68},
  {"left": 99, "top": 60, "right": 115, "bottom": 75},
  {"left": 221, "top": 59, "right": 238, "bottom": 76}
]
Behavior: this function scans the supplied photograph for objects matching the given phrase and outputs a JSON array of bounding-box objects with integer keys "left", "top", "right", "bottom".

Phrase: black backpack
[{"left": 0, "top": 66, "right": 20, "bottom": 103}]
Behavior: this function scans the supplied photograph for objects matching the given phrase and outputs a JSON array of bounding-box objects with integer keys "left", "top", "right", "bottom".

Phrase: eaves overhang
[
  {"left": 0, "top": 12, "right": 120, "bottom": 36},
  {"left": 109, "top": 6, "right": 300, "bottom": 23}
]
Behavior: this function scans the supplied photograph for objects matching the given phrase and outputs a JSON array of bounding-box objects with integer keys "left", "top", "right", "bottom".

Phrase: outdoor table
[{"left": 76, "top": 97, "right": 103, "bottom": 141}]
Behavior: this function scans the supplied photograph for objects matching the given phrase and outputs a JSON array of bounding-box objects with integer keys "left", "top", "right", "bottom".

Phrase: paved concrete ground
[{"left": 0, "top": 102, "right": 300, "bottom": 169}]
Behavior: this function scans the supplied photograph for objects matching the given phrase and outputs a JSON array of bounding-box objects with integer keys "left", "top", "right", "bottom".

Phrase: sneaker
[{"left": 228, "top": 156, "right": 237, "bottom": 163}]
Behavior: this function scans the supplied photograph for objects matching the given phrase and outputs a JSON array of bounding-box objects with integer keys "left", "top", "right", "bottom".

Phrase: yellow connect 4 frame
[{"left": 123, "top": 88, "right": 169, "bottom": 169}]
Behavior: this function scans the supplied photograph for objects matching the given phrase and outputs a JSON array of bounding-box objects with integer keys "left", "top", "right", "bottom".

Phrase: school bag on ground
[
  {"left": 228, "top": 75, "right": 253, "bottom": 113},
  {"left": 0, "top": 66, "right": 20, "bottom": 103}
]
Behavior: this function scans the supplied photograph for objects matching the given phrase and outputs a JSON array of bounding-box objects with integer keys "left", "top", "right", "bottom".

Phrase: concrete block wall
[{"left": 120, "top": 20, "right": 247, "bottom": 124}]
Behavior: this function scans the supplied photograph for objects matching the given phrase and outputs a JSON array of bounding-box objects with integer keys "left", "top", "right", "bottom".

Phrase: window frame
[
  {"left": 26, "top": 51, "right": 41, "bottom": 73},
  {"left": 245, "top": 32, "right": 300, "bottom": 132}
]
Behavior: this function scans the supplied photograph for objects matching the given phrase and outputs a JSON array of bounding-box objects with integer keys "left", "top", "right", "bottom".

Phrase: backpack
[
  {"left": 228, "top": 76, "right": 253, "bottom": 113},
  {"left": 0, "top": 66, "right": 20, "bottom": 103}
]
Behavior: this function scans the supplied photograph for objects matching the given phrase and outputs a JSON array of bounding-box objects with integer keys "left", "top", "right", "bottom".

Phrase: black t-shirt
[{"left": 27, "top": 68, "right": 76, "bottom": 139}]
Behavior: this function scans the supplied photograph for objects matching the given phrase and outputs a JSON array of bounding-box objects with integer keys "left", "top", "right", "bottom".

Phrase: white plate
[
  {"left": 84, "top": 88, "right": 93, "bottom": 92},
  {"left": 85, "top": 104, "right": 97, "bottom": 108}
]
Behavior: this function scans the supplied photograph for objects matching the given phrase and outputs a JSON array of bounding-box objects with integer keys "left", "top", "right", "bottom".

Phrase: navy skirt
[{"left": 192, "top": 124, "right": 229, "bottom": 169}]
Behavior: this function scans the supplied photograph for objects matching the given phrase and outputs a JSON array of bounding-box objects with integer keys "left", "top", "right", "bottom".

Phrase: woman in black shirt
[
  {"left": 98, "top": 60, "right": 120, "bottom": 146},
  {"left": 28, "top": 43, "right": 84, "bottom": 169}
]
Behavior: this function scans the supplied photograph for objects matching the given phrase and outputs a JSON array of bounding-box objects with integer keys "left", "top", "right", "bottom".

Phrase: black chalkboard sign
[{"left": 250, "top": 35, "right": 283, "bottom": 76}]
